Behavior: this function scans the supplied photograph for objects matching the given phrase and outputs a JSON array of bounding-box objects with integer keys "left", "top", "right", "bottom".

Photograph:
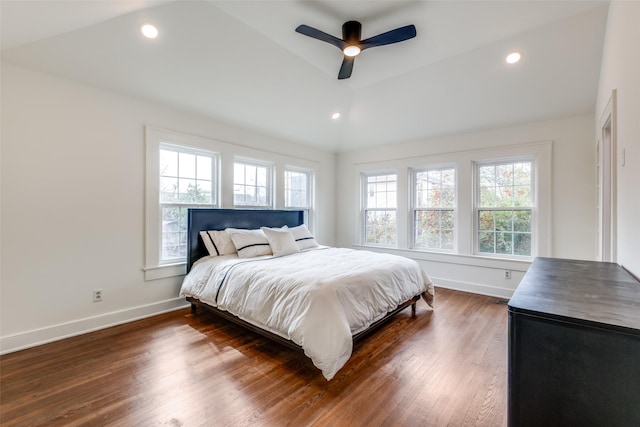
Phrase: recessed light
[
  {"left": 506, "top": 52, "right": 521, "bottom": 64},
  {"left": 140, "top": 24, "right": 158, "bottom": 39},
  {"left": 331, "top": 112, "right": 341, "bottom": 120}
]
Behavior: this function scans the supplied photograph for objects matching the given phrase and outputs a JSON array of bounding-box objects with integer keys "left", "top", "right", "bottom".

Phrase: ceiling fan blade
[
  {"left": 360, "top": 25, "right": 417, "bottom": 50},
  {"left": 338, "top": 56, "right": 355, "bottom": 80},
  {"left": 295, "top": 24, "right": 346, "bottom": 50}
]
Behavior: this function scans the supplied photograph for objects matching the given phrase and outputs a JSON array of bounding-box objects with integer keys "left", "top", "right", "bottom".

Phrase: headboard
[{"left": 186, "top": 209, "right": 305, "bottom": 272}]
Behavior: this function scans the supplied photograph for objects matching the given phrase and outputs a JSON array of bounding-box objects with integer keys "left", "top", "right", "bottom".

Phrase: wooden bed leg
[
  {"left": 411, "top": 302, "right": 417, "bottom": 317},
  {"left": 191, "top": 303, "right": 197, "bottom": 314}
]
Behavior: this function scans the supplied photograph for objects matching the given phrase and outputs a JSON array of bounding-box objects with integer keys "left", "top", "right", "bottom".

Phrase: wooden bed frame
[{"left": 185, "top": 208, "right": 421, "bottom": 352}]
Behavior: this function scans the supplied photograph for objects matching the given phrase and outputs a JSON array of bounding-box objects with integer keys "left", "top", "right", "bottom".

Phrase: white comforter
[{"left": 180, "top": 247, "right": 434, "bottom": 380}]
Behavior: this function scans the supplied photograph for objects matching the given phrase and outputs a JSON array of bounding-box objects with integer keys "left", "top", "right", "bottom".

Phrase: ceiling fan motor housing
[{"left": 342, "top": 21, "right": 362, "bottom": 46}]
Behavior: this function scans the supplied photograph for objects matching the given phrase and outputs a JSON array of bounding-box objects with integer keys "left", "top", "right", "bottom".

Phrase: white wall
[
  {"left": 6, "top": 0, "right": 637, "bottom": 352},
  {"left": 336, "top": 115, "right": 597, "bottom": 298},
  {"left": 0, "top": 63, "right": 336, "bottom": 353},
  {"left": 596, "top": 1, "right": 640, "bottom": 279}
]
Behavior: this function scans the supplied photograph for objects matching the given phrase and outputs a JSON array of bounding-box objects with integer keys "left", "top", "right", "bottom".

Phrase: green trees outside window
[
  {"left": 414, "top": 168, "right": 456, "bottom": 250},
  {"left": 477, "top": 161, "right": 532, "bottom": 256}
]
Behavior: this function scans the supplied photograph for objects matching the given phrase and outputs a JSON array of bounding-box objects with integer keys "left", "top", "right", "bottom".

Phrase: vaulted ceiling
[{"left": 1, "top": 0, "right": 609, "bottom": 152}]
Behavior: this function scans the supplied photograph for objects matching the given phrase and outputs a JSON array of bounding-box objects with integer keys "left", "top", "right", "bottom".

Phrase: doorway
[{"left": 596, "top": 90, "right": 617, "bottom": 262}]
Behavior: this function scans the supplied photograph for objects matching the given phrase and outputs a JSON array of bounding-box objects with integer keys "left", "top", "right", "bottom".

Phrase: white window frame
[
  {"left": 145, "top": 127, "right": 322, "bottom": 280},
  {"left": 158, "top": 143, "right": 218, "bottom": 263},
  {"left": 411, "top": 166, "right": 457, "bottom": 252},
  {"left": 474, "top": 158, "right": 535, "bottom": 259},
  {"left": 284, "top": 166, "right": 314, "bottom": 225},
  {"left": 145, "top": 127, "right": 220, "bottom": 280},
  {"left": 233, "top": 157, "right": 274, "bottom": 209},
  {"left": 361, "top": 172, "right": 398, "bottom": 247},
  {"left": 353, "top": 141, "right": 551, "bottom": 262}
]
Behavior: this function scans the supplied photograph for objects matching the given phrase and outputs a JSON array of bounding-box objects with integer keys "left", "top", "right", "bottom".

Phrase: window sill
[
  {"left": 143, "top": 262, "right": 187, "bottom": 281},
  {"left": 352, "top": 245, "right": 532, "bottom": 272}
]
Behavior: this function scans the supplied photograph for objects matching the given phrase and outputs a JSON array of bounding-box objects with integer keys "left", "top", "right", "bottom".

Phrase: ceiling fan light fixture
[
  {"left": 140, "top": 23, "right": 158, "bottom": 39},
  {"left": 343, "top": 45, "right": 361, "bottom": 57}
]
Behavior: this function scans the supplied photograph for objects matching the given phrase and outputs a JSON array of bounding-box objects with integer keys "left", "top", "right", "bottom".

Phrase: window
[
  {"left": 285, "top": 167, "right": 313, "bottom": 223},
  {"left": 363, "top": 173, "right": 397, "bottom": 245},
  {"left": 355, "top": 142, "right": 550, "bottom": 262},
  {"left": 145, "top": 127, "right": 221, "bottom": 280},
  {"left": 284, "top": 169, "right": 310, "bottom": 208},
  {"left": 159, "top": 144, "right": 217, "bottom": 262},
  {"left": 476, "top": 160, "right": 533, "bottom": 256},
  {"left": 234, "top": 159, "right": 272, "bottom": 208},
  {"left": 146, "top": 126, "right": 321, "bottom": 280},
  {"left": 413, "top": 167, "right": 456, "bottom": 250}
]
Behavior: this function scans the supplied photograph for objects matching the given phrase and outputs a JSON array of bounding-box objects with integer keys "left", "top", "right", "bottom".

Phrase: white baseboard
[
  {"left": 1, "top": 281, "right": 510, "bottom": 355},
  {"left": 0, "top": 297, "right": 190, "bottom": 355},
  {"left": 432, "top": 277, "right": 514, "bottom": 300}
]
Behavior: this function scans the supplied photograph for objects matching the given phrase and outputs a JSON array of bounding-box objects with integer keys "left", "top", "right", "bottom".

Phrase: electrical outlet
[
  {"left": 93, "top": 289, "right": 103, "bottom": 302},
  {"left": 504, "top": 270, "right": 511, "bottom": 279}
]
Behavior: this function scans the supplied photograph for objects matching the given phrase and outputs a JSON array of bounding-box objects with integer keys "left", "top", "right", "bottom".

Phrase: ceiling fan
[{"left": 295, "top": 20, "right": 417, "bottom": 80}]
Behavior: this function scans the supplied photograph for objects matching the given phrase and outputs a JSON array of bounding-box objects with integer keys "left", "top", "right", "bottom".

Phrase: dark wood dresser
[{"left": 507, "top": 257, "right": 640, "bottom": 427}]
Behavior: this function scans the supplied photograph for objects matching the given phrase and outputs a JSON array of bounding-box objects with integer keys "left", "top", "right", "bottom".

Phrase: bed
[{"left": 180, "top": 209, "right": 434, "bottom": 380}]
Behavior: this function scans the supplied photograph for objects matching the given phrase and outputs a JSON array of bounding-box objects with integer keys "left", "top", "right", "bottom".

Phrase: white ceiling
[{"left": 0, "top": 0, "right": 609, "bottom": 152}]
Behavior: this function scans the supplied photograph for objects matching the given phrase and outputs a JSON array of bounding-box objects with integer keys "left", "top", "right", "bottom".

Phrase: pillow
[
  {"left": 261, "top": 227, "right": 300, "bottom": 257},
  {"left": 227, "top": 228, "right": 272, "bottom": 258},
  {"left": 207, "top": 230, "right": 237, "bottom": 256},
  {"left": 289, "top": 224, "right": 320, "bottom": 250},
  {"left": 199, "top": 231, "right": 217, "bottom": 256}
]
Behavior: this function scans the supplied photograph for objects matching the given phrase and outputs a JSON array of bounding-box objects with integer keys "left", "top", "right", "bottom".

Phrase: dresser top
[{"left": 508, "top": 257, "right": 640, "bottom": 334}]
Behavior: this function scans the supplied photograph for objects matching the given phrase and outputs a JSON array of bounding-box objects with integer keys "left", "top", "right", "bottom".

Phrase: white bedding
[{"left": 180, "top": 246, "right": 434, "bottom": 380}]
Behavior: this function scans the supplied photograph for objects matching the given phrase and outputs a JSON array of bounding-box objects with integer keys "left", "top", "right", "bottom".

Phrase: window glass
[
  {"left": 234, "top": 160, "right": 271, "bottom": 207},
  {"left": 285, "top": 169, "right": 309, "bottom": 208},
  {"left": 414, "top": 168, "right": 456, "bottom": 250},
  {"left": 477, "top": 161, "right": 533, "bottom": 256},
  {"left": 364, "top": 174, "right": 397, "bottom": 245},
  {"left": 159, "top": 145, "right": 216, "bottom": 262},
  {"left": 355, "top": 143, "right": 549, "bottom": 260}
]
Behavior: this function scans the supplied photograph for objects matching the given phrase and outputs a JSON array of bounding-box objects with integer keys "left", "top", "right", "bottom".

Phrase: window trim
[
  {"left": 233, "top": 157, "right": 274, "bottom": 209},
  {"left": 284, "top": 166, "right": 314, "bottom": 227},
  {"left": 284, "top": 166, "right": 312, "bottom": 209},
  {"left": 145, "top": 126, "right": 322, "bottom": 281},
  {"left": 145, "top": 127, "right": 220, "bottom": 280},
  {"left": 353, "top": 141, "right": 552, "bottom": 261},
  {"left": 361, "top": 172, "right": 398, "bottom": 247},
  {"left": 473, "top": 157, "right": 535, "bottom": 259},
  {"left": 159, "top": 143, "right": 218, "bottom": 264},
  {"left": 410, "top": 165, "right": 457, "bottom": 252}
]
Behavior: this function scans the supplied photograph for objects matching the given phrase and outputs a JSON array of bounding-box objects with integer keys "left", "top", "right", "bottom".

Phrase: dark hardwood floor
[{"left": 0, "top": 288, "right": 508, "bottom": 426}]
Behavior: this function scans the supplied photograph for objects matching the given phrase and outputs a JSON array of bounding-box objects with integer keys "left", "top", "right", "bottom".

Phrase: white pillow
[
  {"left": 289, "top": 224, "right": 319, "bottom": 250},
  {"left": 200, "top": 231, "right": 217, "bottom": 256},
  {"left": 227, "top": 228, "right": 272, "bottom": 258},
  {"left": 207, "top": 230, "right": 237, "bottom": 256},
  {"left": 261, "top": 227, "right": 300, "bottom": 257}
]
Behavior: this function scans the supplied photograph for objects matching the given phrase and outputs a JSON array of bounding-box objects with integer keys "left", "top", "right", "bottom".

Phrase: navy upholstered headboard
[{"left": 186, "top": 209, "right": 305, "bottom": 272}]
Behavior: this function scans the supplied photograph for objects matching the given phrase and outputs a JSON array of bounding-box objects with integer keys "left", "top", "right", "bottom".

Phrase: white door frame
[{"left": 596, "top": 90, "right": 617, "bottom": 262}]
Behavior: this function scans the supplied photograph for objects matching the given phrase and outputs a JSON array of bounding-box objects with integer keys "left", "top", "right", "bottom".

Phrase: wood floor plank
[{"left": 0, "top": 288, "right": 508, "bottom": 426}]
